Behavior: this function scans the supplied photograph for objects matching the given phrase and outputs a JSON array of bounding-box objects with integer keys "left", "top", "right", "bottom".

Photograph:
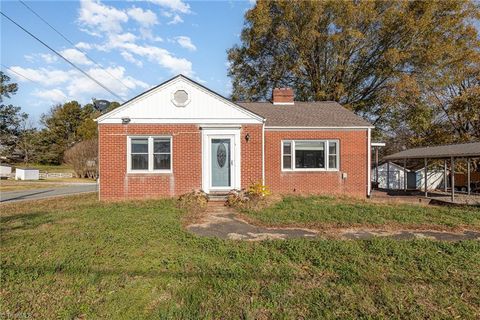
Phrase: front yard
[
  {"left": 241, "top": 195, "right": 480, "bottom": 231},
  {"left": 1, "top": 194, "right": 479, "bottom": 318}
]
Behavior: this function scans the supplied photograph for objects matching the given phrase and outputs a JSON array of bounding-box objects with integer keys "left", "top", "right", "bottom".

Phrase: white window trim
[
  {"left": 281, "top": 139, "right": 340, "bottom": 172},
  {"left": 127, "top": 136, "right": 173, "bottom": 174}
]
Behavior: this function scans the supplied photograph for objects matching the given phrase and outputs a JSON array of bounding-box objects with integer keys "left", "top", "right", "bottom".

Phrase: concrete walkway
[
  {"left": 187, "top": 202, "right": 480, "bottom": 241},
  {"left": 187, "top": 202, "right": 318, "bottom": 240},
  {"left": 0, "top": 183, "right": 97, "bottom": 203}
]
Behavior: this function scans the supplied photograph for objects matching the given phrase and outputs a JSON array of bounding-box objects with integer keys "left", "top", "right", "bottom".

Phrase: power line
[
  {"left": 1, "top": 63, "right": 42, "bottom": 85},
  {"left": 18, "top": 0, "right": 133, "bottom": 93},
  {"left": 0, "top": 10, "right": 125, "bottom": 102}
]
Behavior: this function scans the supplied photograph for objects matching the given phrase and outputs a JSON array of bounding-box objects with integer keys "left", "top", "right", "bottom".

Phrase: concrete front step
[{"left": 208, "top": 193, "right": 229, "bottom": 202}]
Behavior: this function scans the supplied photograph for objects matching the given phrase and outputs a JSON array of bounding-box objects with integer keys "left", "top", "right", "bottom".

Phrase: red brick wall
[
  {"left": 99, "top": 124, "right": 367, "bottom": 200},
  {"left": 98, "top": 123, "right": 264, "bottom": 200},
  {"left": 98, "top": 124, "right": 202, "bottom": 200},
  {"left": 264, "top": 130, "right": 368, "bottom": 197},
  {"left": 241, "top": 124, "right": 263, "bottom": 187}
]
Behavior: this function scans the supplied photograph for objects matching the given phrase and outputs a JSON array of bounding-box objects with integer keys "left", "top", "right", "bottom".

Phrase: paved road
[{"left": 0, "top": 183, "right": 98, "bottom": 203}]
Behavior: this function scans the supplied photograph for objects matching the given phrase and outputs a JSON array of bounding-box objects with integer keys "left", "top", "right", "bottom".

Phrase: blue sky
[{"left": 1, "top": 0, "right": 254, "bottom": 123}]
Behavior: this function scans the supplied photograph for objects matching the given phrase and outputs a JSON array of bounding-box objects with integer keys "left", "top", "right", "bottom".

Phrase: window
[
  {"left": 153, "top": 138, "right": 171, "bottom": 170},
  {"left": 131, "top": 138, "right": 149, "bottom": 170},
  {"left": 283, "top": 141, "right": 292, "bottom": 169},
  {"left": 328, "top": 141, "right": 338, "bottom": 169},
  {"left": 172, "top": 89, "right": 190, "bottom": 107},
  {"left": 282, "top": 140, "right": 339, "bottom": 171},
  {"left": 295, "top": 141, "right": 325, "bottom": 169},
  {"left": 128, "top": 136, "right": 172, "bottom": 172}
]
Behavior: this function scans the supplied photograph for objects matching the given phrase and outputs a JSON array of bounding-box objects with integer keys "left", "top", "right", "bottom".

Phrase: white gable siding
[{"left": 97, "top": 76, "right": 263, "bottom": 124}]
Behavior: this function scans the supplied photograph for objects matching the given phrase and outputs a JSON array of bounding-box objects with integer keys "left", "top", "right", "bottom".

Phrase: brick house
[{"left": 96, "top": 75, "right": 373, "bottom": 200}]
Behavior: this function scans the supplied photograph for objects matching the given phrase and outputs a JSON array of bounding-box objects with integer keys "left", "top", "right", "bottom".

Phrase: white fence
[{"left": 39, "top": 172, "right": 74, "bottom": 179}]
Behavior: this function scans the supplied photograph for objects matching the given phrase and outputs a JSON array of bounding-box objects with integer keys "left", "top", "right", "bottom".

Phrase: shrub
[
  {"left": 177, "top": 190, "right": 209, "bottom": 213},
  {"left": 64, "top": 139, "right": 98, "bottom": 178},
  {"left": 225, "top": 182, "right": 272, "bottom": 210}
]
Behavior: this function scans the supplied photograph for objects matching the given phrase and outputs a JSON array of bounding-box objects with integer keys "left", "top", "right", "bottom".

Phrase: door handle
[{"left": 230, "top": 160, "right": 234, "bottom": 166}]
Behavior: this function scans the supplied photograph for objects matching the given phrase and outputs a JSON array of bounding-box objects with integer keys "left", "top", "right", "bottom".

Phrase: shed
[
  {"left": 415, "top": 167, "right": 445, "bottom": 191},
  {"left": 0, "top": 164, "right": 12, "bottom": 178},
  {"left": 15, "top": 168, "right": 40, "bottom": 180},
  {"left": 372, "top": 162, "right": 411, "bottom": 189},
  {"left": 384, "top": 141, "right": 480, "bottom": 201}
]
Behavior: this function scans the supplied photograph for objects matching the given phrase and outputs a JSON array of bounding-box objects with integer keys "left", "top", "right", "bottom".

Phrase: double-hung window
[
  {"left": 282, "top": 140, "right": 339, "bottom": 171},
  {"left": 128, "top": 136, "right": 172, "bottom": 173}
]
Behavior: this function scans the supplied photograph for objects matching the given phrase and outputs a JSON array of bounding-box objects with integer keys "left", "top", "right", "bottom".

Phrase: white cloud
[
  {"left": 121, "top": 51, "right": 143, "bottom": 67},
  {"left": 66, "top": 66, "right": 149, "bottom": 99},
  {"left": 127, "top": 7, "right": 158, "bottom": 27},
  {"left": 139, "top": 28, "right": 163, "bottom": 42},
  {"left": 167, "top": 14, "right": 183, "bottom": 25},
  {"left": 74, "top": 1, "right": 196, "bottom": 77},
  {"left": 119, "top": 42, "right": 194, "bottom": 76},
  {"left": 60, "top": 48, "right": 92, "bottom": 65},
  {"left": 175, "top": 36, "right": 196, "bottom": 51},
  {"left": 78, "top": 0, "right": 128, "bottom": 34},
  {"left": 24, "top": 54, "right": 35, "bottom": 63},
  {"left": 23, "top": 53, "right": 58, "bottom": 64},
  {"left": 75, "top": 42, "right": 92, "bottom": 50},
  {"left": 8, "top": 65, "right": 149, "bottom": 102},
  {"left": 33, "top": 89, "right": 67, "bottom": 103},
  {"left": 8, "top": 67, "right": 73, "bottom": 85},
  {"left": 148, "top": 0, "right": 191, "bottom": 14},
  {"left": 41, "top": 54, "right": 58, "bottom": 64}
]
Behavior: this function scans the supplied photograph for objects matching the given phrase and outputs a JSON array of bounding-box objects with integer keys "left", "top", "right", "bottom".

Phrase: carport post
[
  {"left": 424, "top": 158, "right": 428, "bottom": 198},
  {"left": 386, "top": 161, "right": 390, "bottom": 190},
  {"left": 403, "top": 158, "right": 407, "bottom": 192},
  {"left": 444, "top": 159, "right": 448, "bottom": 192},
  {"left": 451, "top": 157, "right": 455, "bottom": 202},
  {"left": 375, "top": 147, "right": 379, "bottom": 187},
  {"left": 467, "top": 158, "right": 471, "bottom": 195}
]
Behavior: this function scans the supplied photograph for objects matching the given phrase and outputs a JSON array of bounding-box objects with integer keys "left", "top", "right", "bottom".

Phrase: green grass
[
  {"left": 241, "top": 195, "right": 480, "bottom": 231},
  {"left": 13, "top": 163, "right": 74, "bottom": 173},
  {"left": 1, "top": 194, "right": 480, "bottom": 319}
]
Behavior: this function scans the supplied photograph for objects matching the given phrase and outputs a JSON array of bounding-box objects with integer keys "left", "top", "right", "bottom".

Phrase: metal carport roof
[{"left": 384, "top": 142, "right": 480, "bottom": 160}]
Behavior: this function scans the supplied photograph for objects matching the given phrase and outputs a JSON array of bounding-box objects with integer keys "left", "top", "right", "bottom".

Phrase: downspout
[
  {"left": 367, "top": 128, "right": 371, "bottom": 197},
  {"left": 262, "top": 119, "right": 266, "bottom": 186},
  {"left": 96, "top": 120, "right": 101, "bottom": 201}
]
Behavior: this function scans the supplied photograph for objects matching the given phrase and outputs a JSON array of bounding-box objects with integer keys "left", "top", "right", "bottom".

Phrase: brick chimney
[{"left": 272, "top": 87, "right": 294, "bottom": 105}]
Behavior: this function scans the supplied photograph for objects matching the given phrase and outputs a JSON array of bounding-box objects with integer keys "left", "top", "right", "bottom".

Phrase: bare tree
[{"left": 64, "top": 139, "right": 98, "bottom": 179}]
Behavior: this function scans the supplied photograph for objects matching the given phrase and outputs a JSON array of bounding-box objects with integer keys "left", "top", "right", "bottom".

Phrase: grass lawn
[
  {"left": 13, "top": 163, "right": 74, "bottom": 173},
  {"left": 1, "top": 194, "right": 480, "bottom": 318},
  {"left": 241, "top": 195, "right": 480, "bottom": 231}
]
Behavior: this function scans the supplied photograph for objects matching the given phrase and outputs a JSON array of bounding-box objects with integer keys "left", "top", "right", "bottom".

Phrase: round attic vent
[{"left": 172, "top": 89, "right": 189, "bottom": 107}]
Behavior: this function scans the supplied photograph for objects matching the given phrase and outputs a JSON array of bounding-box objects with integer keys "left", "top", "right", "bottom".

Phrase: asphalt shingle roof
[
  {"left": 238, "top": 101, "right": 372, "bottom": 128},
  {"left": 384, "top": 142, "right": 480, "bottom": 160}
]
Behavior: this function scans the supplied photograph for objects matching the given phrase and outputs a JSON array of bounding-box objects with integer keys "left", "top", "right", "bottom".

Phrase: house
[{"left": 96, "top": 75, "right": 373, "bottom": 200}]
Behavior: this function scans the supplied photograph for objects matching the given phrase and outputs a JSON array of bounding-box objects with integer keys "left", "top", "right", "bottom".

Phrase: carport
[{"left": 383, "top": 142, "right": 480, "bottom": 202}]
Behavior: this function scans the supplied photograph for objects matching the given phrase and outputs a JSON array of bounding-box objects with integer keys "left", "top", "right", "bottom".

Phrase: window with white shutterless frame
[
  {"left": 281, "top": 140, "right": 339, "bottom": 171},
  {"left": 127, "top": 136, "right": 172, "bottom": 173}
]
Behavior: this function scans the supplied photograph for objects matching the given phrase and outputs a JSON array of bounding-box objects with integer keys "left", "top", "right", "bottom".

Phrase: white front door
[{"left": 202, "top": 129, "right": 241, "bottom": 193}]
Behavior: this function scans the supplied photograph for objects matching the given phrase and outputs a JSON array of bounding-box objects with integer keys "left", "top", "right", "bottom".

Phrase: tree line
[
  {"left": 1, "top": 0, "right": 479, "bottom": 170},
  {"left": 0, "top": 71, "right": 119, "bottom": 172},
  {"left": 228, "top": 0, "right": 479, "bottom": 153}
]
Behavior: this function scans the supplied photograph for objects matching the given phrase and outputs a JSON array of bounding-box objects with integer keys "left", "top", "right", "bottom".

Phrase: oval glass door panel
[{"left": 211, "top": 139, "right": 231, "bottom": 187}]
